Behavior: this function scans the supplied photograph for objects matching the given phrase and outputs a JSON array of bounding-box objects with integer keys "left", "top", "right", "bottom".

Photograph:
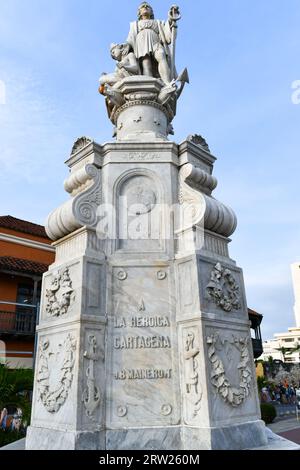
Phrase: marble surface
[
  {"left": 26, "top": 427, "right": 105, "bottom": 450},
  {"left": 5, "top": 428, "right": 300, "bottom": 451},
  {"left": 27, "top": 134, "right": 270, "bottom": 450}
]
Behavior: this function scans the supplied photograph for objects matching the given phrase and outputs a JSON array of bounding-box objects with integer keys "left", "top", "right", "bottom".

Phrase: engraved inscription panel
[{"left": 108, "top": 266, "right": 179, "bottom": 427}]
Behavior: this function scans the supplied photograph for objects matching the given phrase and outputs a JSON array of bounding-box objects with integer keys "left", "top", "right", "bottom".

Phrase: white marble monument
[{"left": 26, "top": 3, "right": 269, "bottom": 450}]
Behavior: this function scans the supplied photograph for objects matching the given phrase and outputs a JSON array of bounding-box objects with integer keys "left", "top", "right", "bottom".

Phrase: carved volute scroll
[
  {"left": 178, "top": 164, "right": 207, "bottom": 233},
  {"left": 178, "top": 163, "right": 237, "bottom": 238},
  {"left": 46, "top": 163, "right": 101, "bottom": 241}
]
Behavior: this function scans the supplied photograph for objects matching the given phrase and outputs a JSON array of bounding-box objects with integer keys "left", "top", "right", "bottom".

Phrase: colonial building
[
  {"left": 248, "top": 308, "right": 263, "bottom": 359},
  {"left": 0, "top": 215, "right": 55, "bottom": 368}
]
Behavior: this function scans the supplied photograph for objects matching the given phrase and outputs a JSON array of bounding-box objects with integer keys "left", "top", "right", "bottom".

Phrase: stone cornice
[
  {"left": 101, "top": 141, "right": 178, "bottom": 156},
  {"left": 178, "top": 140, "right": 217, "bottom": 166},
  {"left": 65, "top": 141, "right": 103, "bottom": 169}
]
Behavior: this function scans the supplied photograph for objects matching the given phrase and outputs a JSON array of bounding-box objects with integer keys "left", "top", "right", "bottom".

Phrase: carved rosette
[
  {"left": 37, "top": 334, "right": 77, "bottom": 413},
  {"left": 206, "top": 333, "right": 252, "bottom": 407},
  {"left": 45, "top": 267, "right": 75, "bottom": 317},
  {"left": 206, "top": 263, "right": 241, "bottom": 312}
]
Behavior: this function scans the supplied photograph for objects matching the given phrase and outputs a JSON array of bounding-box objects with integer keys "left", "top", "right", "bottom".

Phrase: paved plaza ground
[{"left": 268, "top": 415, "right": 300, "bottom": 444}]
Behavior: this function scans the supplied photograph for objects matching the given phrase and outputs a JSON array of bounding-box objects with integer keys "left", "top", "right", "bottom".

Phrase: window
[{"left": 16, "top": 284, "right": 34, "bottom": 305}]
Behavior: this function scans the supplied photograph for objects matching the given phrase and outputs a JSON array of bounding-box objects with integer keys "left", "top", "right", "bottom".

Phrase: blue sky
[{"left": 0, "top": 0, "right": 299, "bottom": 340}]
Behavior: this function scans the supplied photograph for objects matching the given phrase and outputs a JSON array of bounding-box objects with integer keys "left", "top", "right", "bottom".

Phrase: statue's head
[
  {"left": 110, "top": 43, "right": 130, "bottom": 61},
  {"left": 138, "top": 2, "right": 154, "bottom": 20},
  {"left": 110, "top": 43, "right": 121, "bottom": 61}
]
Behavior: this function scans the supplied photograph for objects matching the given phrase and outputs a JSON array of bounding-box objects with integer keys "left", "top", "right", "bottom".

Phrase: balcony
[
  {"left": 0, "top": 309, "right": 36, "bottom": 336},
  {"left": 252, "top": 338, "right": 263, "bottom": 359},
  {"left": 248, "top": 308, "right": 263, "bottom": 359}
]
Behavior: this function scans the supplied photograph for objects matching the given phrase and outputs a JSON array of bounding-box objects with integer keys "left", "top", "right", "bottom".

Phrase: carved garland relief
[
  {"left": 37, "top": 334, "right": 77, "bottom": 413},
  {"left": 206, "top": 263, "right": 241, "bottom": 312},
  {"left": 45, "top": 267, "right": 75, "bottom": 317},
  {"left": 206, "top": 333, "right": 252, "bottom": 407}
]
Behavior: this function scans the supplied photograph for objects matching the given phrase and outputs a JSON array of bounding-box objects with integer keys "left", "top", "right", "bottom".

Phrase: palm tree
[
  {"left": 275, "top": 346, "right": 288, "bottom": 363},
  {"left": 286, "top": 342, "right": 300, "bottom": 361}
]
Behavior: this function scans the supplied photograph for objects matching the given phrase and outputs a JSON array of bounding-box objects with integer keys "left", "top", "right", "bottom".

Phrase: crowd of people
[
  {"left": 261, "top": 380, "right": 300, "bottom": 405},
  {"left": 0, "top": 408, "right": 23, "bottom": 433}
]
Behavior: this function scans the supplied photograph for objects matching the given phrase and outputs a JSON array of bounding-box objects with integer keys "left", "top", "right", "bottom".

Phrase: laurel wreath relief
[
  {"left": 207, "top": 333, "right": 252, "bottom": 407},
  {"left": 37, "top": 334, "right": 77, "bottom": 413}
]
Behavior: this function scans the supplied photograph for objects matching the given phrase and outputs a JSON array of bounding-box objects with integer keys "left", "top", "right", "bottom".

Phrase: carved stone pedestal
[{"left": 26, "top": 115, "right": 268, "bottom": 449}]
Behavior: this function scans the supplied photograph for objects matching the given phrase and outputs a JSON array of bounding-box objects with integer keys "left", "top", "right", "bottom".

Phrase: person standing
[
  {"left": 126, "top": 2, "right": 177, "bottom": 83},
  {"left": 0, "top": 408, "right": 8, "bottom": 430}
]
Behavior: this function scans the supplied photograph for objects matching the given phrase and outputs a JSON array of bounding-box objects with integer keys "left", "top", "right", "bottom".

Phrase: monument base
[
  {"left": 26, "top": 421, "right": 267, "bottom": 450},
  {"left": 26, "top": 426, "right": 105, "bottom": 451},
  {"left": 4, "top": 427, "right": 300, "bottom": 451},
  {"left": 106, "top": 421, "right": 268, "bottom": 450}
]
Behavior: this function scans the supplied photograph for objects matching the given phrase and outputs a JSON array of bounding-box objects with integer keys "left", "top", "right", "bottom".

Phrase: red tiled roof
[
  {"left": 248, "top": 308, "right": 263, "bottom": 319},
  {"left": 0, "top": 215, "right": 48, "bottom": 238},
  {"left": 0, "top": 256, "right": 48, "bottom": 275}
]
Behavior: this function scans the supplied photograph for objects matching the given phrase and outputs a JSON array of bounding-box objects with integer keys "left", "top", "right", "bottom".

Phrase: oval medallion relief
[{"left": 121, "top": 175, "right": 157, "bottom": 216}]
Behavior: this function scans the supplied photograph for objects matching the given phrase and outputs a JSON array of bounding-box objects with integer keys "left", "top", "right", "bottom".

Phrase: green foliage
[
  {"left": 0, "top": 364, "right": 34, "bottom": 424},
  {"left": 257, "top": 375, "right": 268, "bottom": 391},
  {"left": 260, "top": 403, "right": 277, "bottom": 424},
  {"left": 286, "top": 344, "right": 300, "bottom": 356},
  {"left": 0, "top": 430, "right": 23, "bottom": 448},
  {"left": 275, "top": 347, "right": 288, "bottom": 361}
]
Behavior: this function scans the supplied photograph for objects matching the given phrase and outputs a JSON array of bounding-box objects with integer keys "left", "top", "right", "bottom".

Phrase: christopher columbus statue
[
  {"left": 126, "top": 2, "right": 181, "bottom": 83},
  {"left": 98, "top": 3, "right": 187, "bottom": 137}
]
